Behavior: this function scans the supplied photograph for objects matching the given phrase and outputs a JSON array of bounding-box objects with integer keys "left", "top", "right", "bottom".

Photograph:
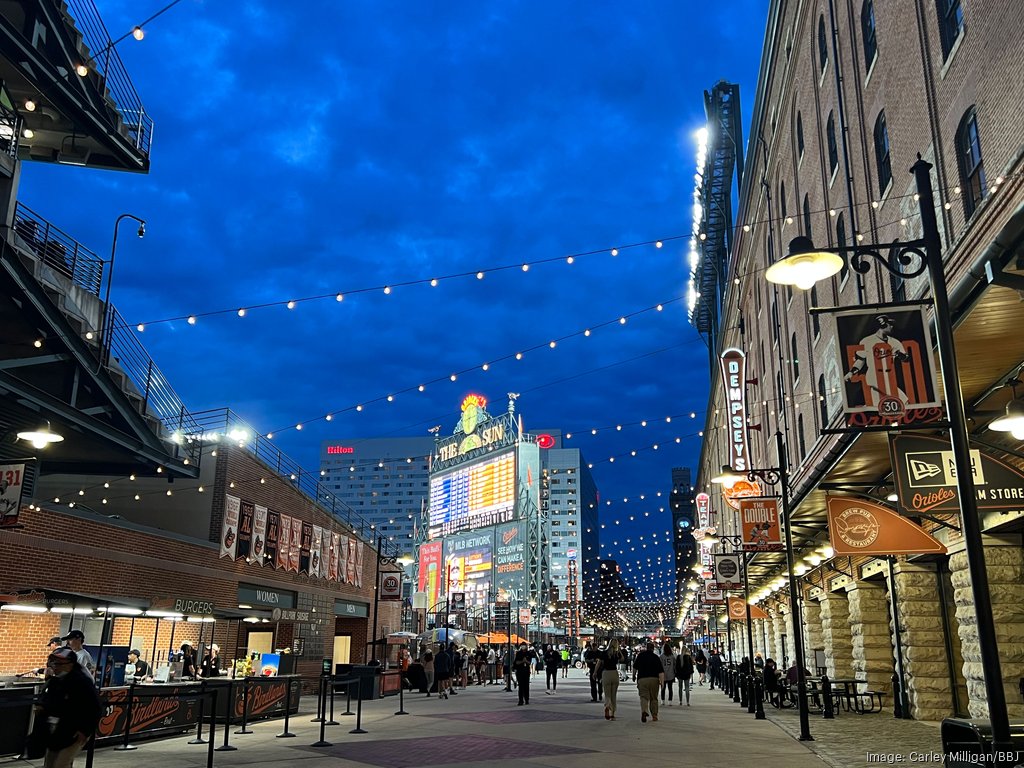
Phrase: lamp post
[
  {"left": 370, "top": 536, "right": 405, "bottom": 664},
  {"left": 764, "top": 158, "right": 1011, "bottom": 753},
  {"left": 712, "top": 430, "right": 812, "bottom": 741},
  {"left": 101, "top": 213, "right": 145, "bottom": 366}
]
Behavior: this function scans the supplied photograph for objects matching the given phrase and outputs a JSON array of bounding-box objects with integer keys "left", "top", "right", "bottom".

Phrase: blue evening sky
[{"left": 20, "top": 1, "right": 768, "bottom": 602}]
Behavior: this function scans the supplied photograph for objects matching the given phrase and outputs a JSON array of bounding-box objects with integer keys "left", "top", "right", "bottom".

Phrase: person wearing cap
[
  {"left": 127, "top": 650, "right": 149, "bottom": 680},
  {"left": 62, "top": 631, "right": 96, "bottom": 680},
  {"left": 38, "top": 647, "right": 102, "bottom": 767},
  {"left": 844, "top": 313, "right": 910, "bottom": 410},
  {"left": 200, "top": 644, "right": 221, "bottom": 678}
]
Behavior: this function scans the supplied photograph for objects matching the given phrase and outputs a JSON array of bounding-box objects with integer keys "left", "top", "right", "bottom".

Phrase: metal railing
[
  {"left": 13, "top": 202, "right": 104, "bottom": 295},
  {"left": 103, "top": 304, "right": 203, "bottom": 466},
  {"left": 62, "top": 0, "right": 155, "bottom": 155},
  {"left": 190, "top": 408, "right": 400, "bottom": 555}
]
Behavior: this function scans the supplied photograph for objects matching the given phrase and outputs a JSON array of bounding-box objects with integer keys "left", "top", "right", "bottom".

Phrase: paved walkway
[{"left": 38, "top": 671, "right": 829, "bottom": 768}]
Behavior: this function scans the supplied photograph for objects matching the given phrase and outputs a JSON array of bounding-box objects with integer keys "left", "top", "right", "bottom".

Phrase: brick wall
[{"left": 0, "top": 443, "right": 402, "bottom": 678}]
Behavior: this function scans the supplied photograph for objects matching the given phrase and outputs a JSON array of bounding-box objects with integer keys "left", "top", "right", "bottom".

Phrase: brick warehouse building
[{"left": 689, "top": 0, "right": 1023, "bottom": 729}]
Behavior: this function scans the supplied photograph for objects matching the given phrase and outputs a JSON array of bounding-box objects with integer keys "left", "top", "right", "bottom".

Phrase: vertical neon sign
[{"left": 719, "top": 347, "right": 749, "bottom": 472}]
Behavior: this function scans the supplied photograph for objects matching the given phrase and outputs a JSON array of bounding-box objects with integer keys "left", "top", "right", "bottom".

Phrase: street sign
[{"left": 494, "top": 601, "right": 511, "bottom": 632}]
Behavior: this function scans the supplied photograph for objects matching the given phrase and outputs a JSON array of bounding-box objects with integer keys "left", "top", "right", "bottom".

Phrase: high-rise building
[
  {"left": 318, "top": 437, "right": 434, "bottom": 546},
  {"left": 527, "top": 430, "right": 600, "bottom": 606}
]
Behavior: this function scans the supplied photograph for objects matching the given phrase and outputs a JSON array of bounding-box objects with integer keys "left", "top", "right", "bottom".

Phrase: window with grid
[
  {"left": 826, "top": 111, "right": 839, "bottom": 174},
  {"left": 797, "top": 112, "right": 805, "bottom": 158},
  {"left": 797, "top": 413, "right": 806, "bottom": 458},
  {"left": 780, "top": 180, "right": 788, "bottom": 220},
  {"left": 873, "top": 110, "right": 892, "bottom": 195},
  {"left": 935, "top": 0, "right": 963, "bottom": 59},
  {"left": 862, "top": 0, "right": 878, "bottom": 65},
  {"left": 817, "top": 375, "right": 828, "bottom": 426},
  {"left": 956, "top": 107, "right": 987, "bottom": 219}
]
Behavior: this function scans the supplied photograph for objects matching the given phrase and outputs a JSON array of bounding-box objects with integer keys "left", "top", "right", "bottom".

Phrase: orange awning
[{"left": 478, "top": 631, "right": 526, "bottom": 645}]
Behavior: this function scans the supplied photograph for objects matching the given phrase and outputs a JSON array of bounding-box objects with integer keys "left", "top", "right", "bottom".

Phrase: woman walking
[
  {"left": 599, "top": 639, "right": 624, "bottom": 720},
  {"left": 660, "top": 643, "right": 676, "bottom": 705},
  {"left": 695, "top": 648, "right": 708, "bottom": 686},
  {"left": 421, "top": 647, "right": 435, "bottom": 697},
  {"left": 676, "top": 647, "right": 694, "bottom": 705},
  {"left": 543, "top": 644, "right": 560, "bottom": 693}
]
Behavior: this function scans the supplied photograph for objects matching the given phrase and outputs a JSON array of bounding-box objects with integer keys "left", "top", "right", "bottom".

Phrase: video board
[{"left": 429, "top": 450, "right": 515, "bottom": 538}]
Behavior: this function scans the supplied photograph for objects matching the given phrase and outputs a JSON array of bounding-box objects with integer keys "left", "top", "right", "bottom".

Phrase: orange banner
[
  {"left": 740, "top": 497, "right": 784, "bottom": 552},
  {"left": 827, "top": 497, "right": 945, "bottom": 556},
  {"left": 728, "top": 596, "right": 768, "bottom": 621}
]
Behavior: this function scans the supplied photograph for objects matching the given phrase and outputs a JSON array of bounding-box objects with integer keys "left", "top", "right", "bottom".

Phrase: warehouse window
[
  {"left": 826, "top": 111, "right": 839, "bottom": 174},
  {"left": 796, "top": 112, "right": 805, "bottom": 158},
  {"left": 861, "top": 0, "right": 878, "bottom": 66},
  {"left": 818, "top": 16, "right": 829, "bottom": 73},
  {"left": 873, "top": 110, "right": 892, "bottom": 195},
  {"left": 935, "top": 0, "right": 963, "bottom": 59},
  {"left": 956, "top": 107, "right": 987, "bottom": 219}
]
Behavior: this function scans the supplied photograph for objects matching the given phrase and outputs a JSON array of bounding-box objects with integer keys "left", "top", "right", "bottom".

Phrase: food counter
[
  {"left": 0, "top": 684, "right": 39, "bottom": 758},
  {"left": 96, "top": 676, "right": 301, "bottom": 742}
]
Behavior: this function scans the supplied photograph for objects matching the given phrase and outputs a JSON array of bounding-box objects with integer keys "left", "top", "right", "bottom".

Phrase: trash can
[
  {"left": 346, "top": 664, "right": 382, "bottom": 701},
  {"left": 940, "top": 718, "right": 1024, "bottom": 767}
]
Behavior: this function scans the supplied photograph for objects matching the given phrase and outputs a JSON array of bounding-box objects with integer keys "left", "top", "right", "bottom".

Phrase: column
[
  {"left": 773, "top": 609, "right": 788, "bottom": 664},
  {"left": 818, "top": 591, "right": 854, "bottom": 678},
  {"left": 949, "top": 544, "right": 1024, "bottom": 719},
  {"left": 802, "top": 599, "right": 823, "bottom": 674},
  {"left": 846, "top": 582, "right": 892, "bottom": 692},
  {"left": 891, "top": 561, "right": 966, "bottom": 720}
]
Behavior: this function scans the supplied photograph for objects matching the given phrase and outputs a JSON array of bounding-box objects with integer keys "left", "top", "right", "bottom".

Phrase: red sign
[
  {"left": 695, "top": 492, "right": 711, "bottom": 528},
  {"left": 740, "top": 498, "right": 784, "bottom": 552},
  {"left": 536, "top": 434, "right": 555, "bottom": 449},
  {"left": 327, "top": 446, "right": 355, "bottom": 454}
]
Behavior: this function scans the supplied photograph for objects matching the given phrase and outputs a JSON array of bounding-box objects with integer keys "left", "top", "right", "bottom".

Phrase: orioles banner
[
  {"left": 827, "top": 497, "right": 945, "bottom": 556},
  {"left": 728, "top": 597, "right": 769, "bottom": 621}
]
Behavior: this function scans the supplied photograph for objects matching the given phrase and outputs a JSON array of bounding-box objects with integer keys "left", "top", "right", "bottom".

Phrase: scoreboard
[{"left": 429, "top": 450, "right": 515, "bottom": 538}]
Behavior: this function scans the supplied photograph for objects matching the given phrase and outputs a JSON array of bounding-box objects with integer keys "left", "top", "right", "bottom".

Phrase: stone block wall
[
  {"left": 892, "top": 562, "right": 966, "bottom": 721},
  {"left": 802, "top": 600, "right": 824, "bottom": 673},
  {"left": 819, "top": 591, "right": 854, "bottom": 678},
  {"left": 846, "top": 583, "right": 893, "bottom": 692},
  {"left": 949, "top": 545, "right": 1024, "bottom": 719}
]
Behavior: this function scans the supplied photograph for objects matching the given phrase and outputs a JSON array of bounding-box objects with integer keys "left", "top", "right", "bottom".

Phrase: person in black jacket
[
  {"left": 542, "top": 644, "right": 560, "bottom": 693},
  {"left": 38, "top": 648, "right": 102, "bottom": 767},
  {"left": 584, "top": 642, "right": 604, "bottom": 702},
  {"left": 513, "top": 643, "right": 535, "bottom": 705},
  {"left": 676, "top": 649, "right": 695, "bottom": 706}
]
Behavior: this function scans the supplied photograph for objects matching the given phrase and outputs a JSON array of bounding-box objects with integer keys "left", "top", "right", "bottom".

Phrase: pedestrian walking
[
  {"left": 543, "top": 644, "right": 560, "bottom": 693},
  {"left": 560, "top": 646, "right": 569, "bottom": 678},
  {"left": 695, "top": 648, "right": 708, "bottom": 686},
  {"left": 434, "top": 644, "right": 452, "bottom": 699},
  {"left": 513, "top": 643, "right": 534, "bottom": 705},
  {"left": 584, "top": 642, "right": 604, "bottom": 702},
  {"left": 35, "top": 647, "right": 102, "bottom": 767},
  {"left": 598, "top": 638, "right": 624, "bottom": 720},
  {"left": 421, "top": 647, "right": 435, "bottom": 696},
  {"left": 676, "top": 648, "right": 694, "bottom": 705},
  {"left": 632, "top": 641, "right": 664, "bottom": 723},
  {"left": 660, "top": 643, "right": 676, "bottom": 705}
]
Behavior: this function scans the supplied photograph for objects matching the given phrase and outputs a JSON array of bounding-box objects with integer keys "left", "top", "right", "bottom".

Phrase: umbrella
[{"left": 417, "top": 629, "right": 479, "bottom": 648}]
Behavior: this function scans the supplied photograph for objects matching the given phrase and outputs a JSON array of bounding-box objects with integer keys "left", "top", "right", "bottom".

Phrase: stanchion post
[
  {"left": 892, "top": 671, "right": 903, "bottom": 719},
  {"left": 84, "top": 732, "right": 96, "bottom": 768},
  {"left": 312, "top": 673, "right": 325, "bottom": 721},
  {"left": 235, "top": 677, "right": 253, "bottom": 735},
  {"left": 326, "top": 674, "right": 339, "bottom": 725},
  {"left": 189, "top": 681, "right": 208, "bottom": 744},
  {"left": 311, "top": 678, "right": 332, "bottom": 747},
  {"left": 740, "top": 672, "right": 748, "bottom": 708},
  {"left": 276, "top": 679, "right": 297, "bottom": 738},
  {"left": 754, "top": 677, "right": 766, "bottom": 720},
  {"left": 215, "top": 679, "right": 238, "bottom": 752},
  {"left": 395, "top": 675, "right": 408, "bottom": 715},
  {"left": 734, "top": 671, "right": 743, "bottom": 705},
  {"left": 747, "top": 674, "right": 756, "bottom": 714},
  {"left": 342, "top": 679, "right": 354, "bottom": 716},
  {"left": 822, "top": 675, "right": 834, "bottom": 720},
  {"left": 206, "top": 688, "right": 216, "bottom": 768},
  {"left": 114, "top": 683, "right": 138, "bottom": 751},
  {"left": 349, "top": 686, "right": 367, "bottom": 734}
]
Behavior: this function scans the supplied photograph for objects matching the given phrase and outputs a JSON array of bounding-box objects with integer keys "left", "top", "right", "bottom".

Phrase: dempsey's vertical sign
[{"left": 719, "top": 348, "right": 750, "bottom": 472}]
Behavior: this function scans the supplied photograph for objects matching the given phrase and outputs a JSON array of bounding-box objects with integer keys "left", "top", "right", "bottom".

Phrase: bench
[{"left": 852, "top": 690, "right": 886, "bottom": 714}]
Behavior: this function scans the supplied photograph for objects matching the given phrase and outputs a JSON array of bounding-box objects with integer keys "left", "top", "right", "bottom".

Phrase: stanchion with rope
[
  {"left": 311, "top": 675, "right": 332, "bottom": 748},
  {"left": 206, "top": 689, "right": 217, "bottom": 768},
  {"left": 349, "top": 686, "right": 367, "bottom": 734},
  {"left": 311, "top": 673, "right": 325, "bottom": 722},
  {"left": 341, "top": 678, "right": 354, "bottom": 716},
  {"left": 394, "top": 675, "right": 408, "bottom": 716},
  {"left": 326, "top": 675, "right": 340, "bottom": 725},
  {"left": 188, "top": 681, "right": 209, "bottom": 745},
  {"left": 276, "top": 678, "right": 297, "bottom": 738},
  {"left": 235, "top": 677, "right": 253, "bottom": 735},
  {"left": 113, "top": 682, "right": 138, "bottom": 751},
  {"left": 215, "top": 679, "right": 237, "bottom": 752}
]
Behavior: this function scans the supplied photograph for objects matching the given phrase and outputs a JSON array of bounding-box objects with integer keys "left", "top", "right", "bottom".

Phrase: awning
[{"left": 0, "top": 588, "right": 148, "bottom": 613}]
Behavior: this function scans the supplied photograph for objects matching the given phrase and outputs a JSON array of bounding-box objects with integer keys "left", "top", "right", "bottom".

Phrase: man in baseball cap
[
  {"left": 39, "top": 647, "right": 102, "bottom": 765},
  {"left": 61, "top": 630, "right": 96, "bottom": 678}
]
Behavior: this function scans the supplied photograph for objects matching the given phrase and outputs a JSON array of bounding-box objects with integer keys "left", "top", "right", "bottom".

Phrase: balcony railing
[
  {"left": 63, "top": 0, "right": 154, "bottom": 155},
  {"left": 13, "top": 202, "right": 104, "bottom": 295},
  {"left": 190, "top": 408, "right": 400, "bottom": 555}
]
